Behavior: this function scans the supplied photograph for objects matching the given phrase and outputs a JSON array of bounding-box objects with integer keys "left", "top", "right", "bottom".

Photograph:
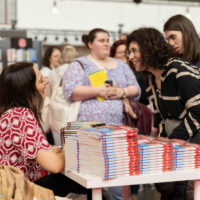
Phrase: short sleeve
[
  {"left": 62, "top": 61, "right": 85, "bottom": 101},
  {"left": 9, "top": 108, "right": 51, "bottom": 160}
]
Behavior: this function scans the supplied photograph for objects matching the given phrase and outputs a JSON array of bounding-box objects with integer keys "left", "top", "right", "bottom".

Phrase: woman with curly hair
[{"left": 127, "top": 27, "right": 200, "bottom": 200}]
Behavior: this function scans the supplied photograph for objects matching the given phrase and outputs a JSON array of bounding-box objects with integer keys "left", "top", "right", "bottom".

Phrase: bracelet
[{"left": 121, "top": 88, "right": 127, "bottom": 99}]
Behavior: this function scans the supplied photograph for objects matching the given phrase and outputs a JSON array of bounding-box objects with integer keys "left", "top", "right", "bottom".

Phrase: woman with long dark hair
[
  {"left": 164, "top": 14, "right": 200, "bottom": 67},
  {"left": 0, "top": 62, "right": 91, "bottom": 198},
  {"left": 41, "top": 46, "right": 61, "bottom": 77}
]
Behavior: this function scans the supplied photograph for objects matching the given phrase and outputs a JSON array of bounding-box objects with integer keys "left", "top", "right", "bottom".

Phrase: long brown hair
[
  {"left": 0, "top": 62, "right": 43, "bottom": 125},
  {"left": 42, "top": 46, "right": 61, "bottom": 68},
  {"left": 164, "top": 14, "right": 200, "bottom": 63}
]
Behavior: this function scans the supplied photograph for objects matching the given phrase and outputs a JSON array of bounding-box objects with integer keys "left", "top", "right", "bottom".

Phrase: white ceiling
[{"left": 61, "top": 0, "right": 200, "bottom": 6}]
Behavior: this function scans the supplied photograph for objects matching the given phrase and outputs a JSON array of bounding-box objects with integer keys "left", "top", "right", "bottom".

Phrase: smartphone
[{"left": 105, "top": 80, "right": 113, "bottom": 86}]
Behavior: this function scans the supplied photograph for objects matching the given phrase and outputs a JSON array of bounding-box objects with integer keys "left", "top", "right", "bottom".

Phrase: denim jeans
[{"left": 108, "top": 186, "right": 123, "bottom": 200}]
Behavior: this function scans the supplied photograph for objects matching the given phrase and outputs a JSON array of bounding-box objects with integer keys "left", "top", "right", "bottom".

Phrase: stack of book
[
  {"left": 170, "top": 139, "right": 200, "bottom": 171},
  {"left": 65, "top": 134, "right": 79, "bottom": 172},
  {"left": 65, "top": 127, "right": 200, "bottom": 179},
  {"left": 138, "top": 135, "right": 173, "bottom": 174},
  {"left": 66, "top": 125, "right": 139, "bottom": 179},
  {"left": 60, "top": 121, "right": 104, "bottom": 145}
]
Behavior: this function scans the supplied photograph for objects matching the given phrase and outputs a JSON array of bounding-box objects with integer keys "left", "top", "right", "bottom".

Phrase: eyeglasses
[
  {"left": 116, "top": 50, "right": 126, "bottom": 55},
  {"left": 126, "top": 48, "right": 140, "bottom": 57}
]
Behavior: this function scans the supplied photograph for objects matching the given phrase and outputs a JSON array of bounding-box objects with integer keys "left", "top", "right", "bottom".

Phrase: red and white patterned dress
[{"left": 0, "top": 107, "right": 51, "bottom": 181}]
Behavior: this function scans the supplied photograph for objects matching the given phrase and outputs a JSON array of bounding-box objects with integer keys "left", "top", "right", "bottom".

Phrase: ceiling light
[{"left": 52, "top": 0, "right": 58, "bottom": 14}]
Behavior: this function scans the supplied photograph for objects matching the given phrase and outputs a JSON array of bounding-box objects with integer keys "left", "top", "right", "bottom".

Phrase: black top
[{"left": 146, "top": 57, "right": 200, "bottom": 140}]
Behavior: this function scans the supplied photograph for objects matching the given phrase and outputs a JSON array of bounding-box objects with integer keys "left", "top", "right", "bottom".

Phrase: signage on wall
[{"left": 11, "top": 38, "right": 33, "bottom": 49}]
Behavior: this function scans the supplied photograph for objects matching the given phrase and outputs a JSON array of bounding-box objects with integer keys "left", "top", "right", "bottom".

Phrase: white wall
[
  {"left": 16, "top": 0, "right": 200, "bottom": 45},
  {"left": 17, "top": 0, "right": 200, "bottom": 32}
]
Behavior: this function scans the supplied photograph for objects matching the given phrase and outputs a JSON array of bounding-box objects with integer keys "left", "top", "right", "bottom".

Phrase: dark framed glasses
[{"left": 126, "top": 48, "right": 140, "bottom": 57}]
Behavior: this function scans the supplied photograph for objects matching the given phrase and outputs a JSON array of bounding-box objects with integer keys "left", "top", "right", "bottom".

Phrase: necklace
[{"left": 88, "top": 54, "right": 117, "bottom": 71}]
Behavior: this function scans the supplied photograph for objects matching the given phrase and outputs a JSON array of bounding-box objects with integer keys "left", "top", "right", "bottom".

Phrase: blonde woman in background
[{"left": 48, "top": 44, "right": 79, "bottom": 94}]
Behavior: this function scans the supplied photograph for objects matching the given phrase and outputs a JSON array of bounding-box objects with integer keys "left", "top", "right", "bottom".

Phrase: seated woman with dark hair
[{"left": 0, "top": 62, "right": 91, "bottom": 198}]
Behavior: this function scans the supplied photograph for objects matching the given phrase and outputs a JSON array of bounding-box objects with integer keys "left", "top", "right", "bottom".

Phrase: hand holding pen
[{"left": 52, "top": 145, "right": 65, "bottom": 153}]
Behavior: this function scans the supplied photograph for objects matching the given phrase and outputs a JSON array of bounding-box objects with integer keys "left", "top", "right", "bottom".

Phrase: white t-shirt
[
  {"left": 40, "top": 66, "right": 51, "bottom": 77},
  {"left": 48, "top": 64, "right": 69, "bottom": 93}
]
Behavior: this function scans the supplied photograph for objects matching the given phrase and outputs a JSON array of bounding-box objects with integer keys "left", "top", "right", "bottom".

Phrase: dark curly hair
[
  {"left": 110, "top": 39, "right": 126, "bottom": 57},
  {"left": 164, "top": 14, "right": 200, "bottom": 63},
  {"left": 127, "top": 27, "right": 173, "bottom": 70}
]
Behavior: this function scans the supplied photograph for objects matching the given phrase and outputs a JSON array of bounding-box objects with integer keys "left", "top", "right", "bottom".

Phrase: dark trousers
[{"left": 34, "top": 173, "right": 92, "bottom": 199}]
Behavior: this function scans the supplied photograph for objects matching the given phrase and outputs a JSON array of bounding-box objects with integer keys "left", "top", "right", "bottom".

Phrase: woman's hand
[
  {"left": 106, "top": 87, "right": 126, "bottom": 99},
  {"left": 52, "top": 146, "right": 65, "bottom": 153},
  {"left": 97, "top": 84, "right": 113, "bottom": 99},
  {"left": 150, "top": 127, "right": 158, "bottom": 137},
  {"left": 36, "top": 145, "right": 65, "bottom": 174},
  {"left": 105, "top": 84, "right": 125, "bottom": 99},
  {"left": 123, "top": 98, "right": 137, "bottom": 119}
]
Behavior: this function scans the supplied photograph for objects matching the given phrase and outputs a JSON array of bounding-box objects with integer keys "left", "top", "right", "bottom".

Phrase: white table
[{"left": 65, "top": 169, "right": 200, "bottom": 200}]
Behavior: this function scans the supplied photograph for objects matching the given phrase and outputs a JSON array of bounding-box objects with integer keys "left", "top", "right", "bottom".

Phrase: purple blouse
[{"left": 62, "top": 56, "right": 141, "bottom": 125}]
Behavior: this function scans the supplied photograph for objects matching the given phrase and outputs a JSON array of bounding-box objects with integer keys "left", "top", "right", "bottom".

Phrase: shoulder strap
[
  {"left": 74, "top": 60, "right": 84, "bottom": 69},
  {"left": 59, "top": 60, "right": 84, "bottom": 86}
]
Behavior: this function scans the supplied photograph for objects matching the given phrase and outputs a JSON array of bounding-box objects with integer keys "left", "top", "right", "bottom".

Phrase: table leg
[
  {"left": 92, "top": 188, "right": 102, "bottom": 200},
  {"left": 194, "top": 180, "right": 200, "bottom": 200}
]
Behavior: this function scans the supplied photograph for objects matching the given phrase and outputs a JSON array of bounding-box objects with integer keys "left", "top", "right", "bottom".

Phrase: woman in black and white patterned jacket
[{"left": 127, "top": 27, "right": 200, "bottom": 200}]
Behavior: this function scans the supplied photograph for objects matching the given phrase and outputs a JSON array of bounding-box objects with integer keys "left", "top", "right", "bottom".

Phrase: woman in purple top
[{"left": 62, "top": 28, "right": 141, "bottom": 126}]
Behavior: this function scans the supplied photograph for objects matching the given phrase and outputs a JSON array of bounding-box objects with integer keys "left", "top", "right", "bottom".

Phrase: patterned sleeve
[
  {"left": 9, "top": 108, "right": 51, "bottom": 160},
  {"left": 122, "top": 62, "right": 141, "bottom": 101},
  {"left": 169, "top": 61, "right": 200, "bottom": 140},
  {"left": 62, "top": 60, "right": 85, "bottom": 101}
]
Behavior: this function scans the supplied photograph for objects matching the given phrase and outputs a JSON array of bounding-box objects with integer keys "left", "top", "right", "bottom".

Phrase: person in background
[
  {"left": 40, "top": 46, "right": 62, "bottom": 144},
  {"left": 0, "top": 62, "right": 91, "bottom": 198},
  {"left": 127, "top": 27, "right": 200, "bottom": 200},
  {"left": 164, "top": 14, "right": 200, "bottom": 68},
  {"left": 41, "top": 46, "right": 62, "bottom": 77},
  {"left": 62, "top": 28, "right": 141, "bottom": 200},
  {"left": 48, "top": 44, "right": 78, "bottom": 145},
  {"left": 48, "top": 44, "right": 78, "bottom": 94},
  {"left": 110, "top": 39, "right": 127, "bottom": 63},
  {"left": 119, "top": 33, "right": 127, "bottom": 41}
]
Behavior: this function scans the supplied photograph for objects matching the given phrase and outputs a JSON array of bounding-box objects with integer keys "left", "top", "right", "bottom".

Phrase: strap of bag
[
  {"left": 74, "top": 60, "right": 84, "bottom": 69},
  {"left": 59, "top": 60, "right": 84, "bottom": 86}
]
